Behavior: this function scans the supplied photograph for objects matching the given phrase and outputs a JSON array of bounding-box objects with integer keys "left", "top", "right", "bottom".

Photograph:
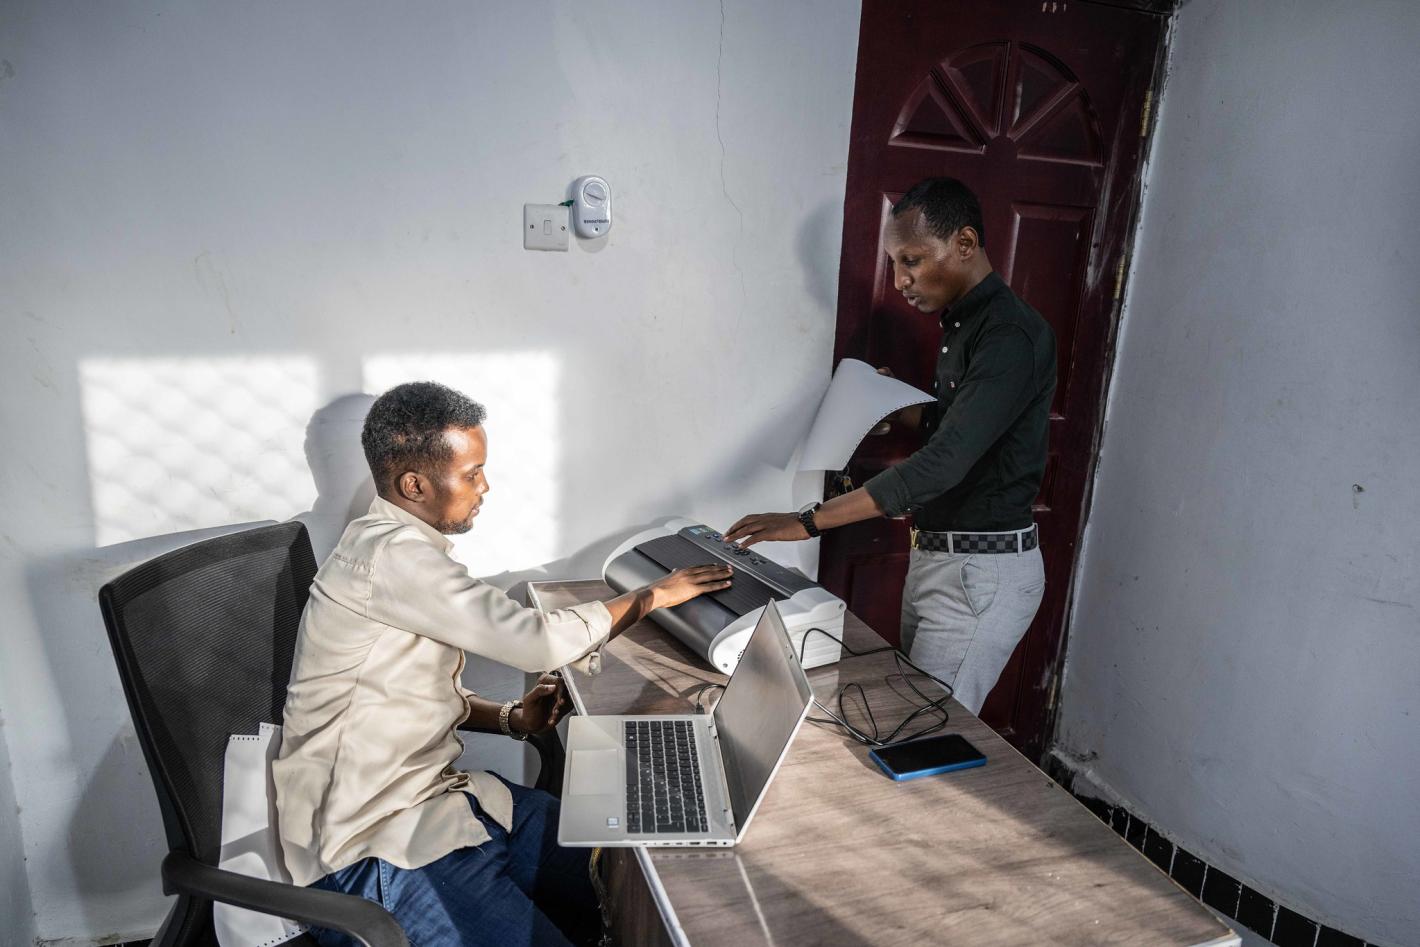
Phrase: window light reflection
[{"left": 79, "top": 357, "right": 320, "bottom": 546}]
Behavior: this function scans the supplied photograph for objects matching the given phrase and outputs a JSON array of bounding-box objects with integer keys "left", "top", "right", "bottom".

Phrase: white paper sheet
[
  {"left": 797, "top": 358, "right": 935, "bottom": 472},
  {"left": 215, "top": 723, "right": 309, "bottom": 947}
]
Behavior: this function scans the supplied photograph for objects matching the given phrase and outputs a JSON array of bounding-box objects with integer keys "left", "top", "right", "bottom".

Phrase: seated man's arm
[
  {"left": 464, "top": 674, "right": 570, "bottom": 735},
  {"left": 365, "top": 536, "right": 731, "bottom": 673}
]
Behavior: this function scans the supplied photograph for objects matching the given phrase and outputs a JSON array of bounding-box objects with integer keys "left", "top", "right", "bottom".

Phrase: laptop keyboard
[{"left": 624, "top": 720, "right": 709, "bottom": 834}]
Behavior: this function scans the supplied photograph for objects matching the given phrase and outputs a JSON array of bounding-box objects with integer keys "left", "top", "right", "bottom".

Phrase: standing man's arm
[{"left": 724, "top": 328, "right": 1037, "bottom": 547}]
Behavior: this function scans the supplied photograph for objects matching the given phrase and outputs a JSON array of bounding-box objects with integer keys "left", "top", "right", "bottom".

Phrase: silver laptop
[{"left": 558, "top": 600, "right": 814, "bottom": 847}]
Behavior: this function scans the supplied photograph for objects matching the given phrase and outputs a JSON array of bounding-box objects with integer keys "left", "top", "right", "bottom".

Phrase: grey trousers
[{"left": 900, "top": 545, "right": 1046, "bottom": 715}]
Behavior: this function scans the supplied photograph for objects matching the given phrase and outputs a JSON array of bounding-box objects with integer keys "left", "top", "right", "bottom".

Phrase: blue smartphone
[{"left": 869, "top": 733, "right": 987, "bottom": 781}]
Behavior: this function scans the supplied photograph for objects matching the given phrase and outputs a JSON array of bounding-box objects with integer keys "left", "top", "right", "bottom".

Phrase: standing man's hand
[
  {"left": 723, "top": 512, "right": 809, "bottom": 548},
  {"left": 873, "top": 365, "right": 925, "bottom": 432},
  {"left": 515, "top": 673, "right": 572, "bottom": 734}
]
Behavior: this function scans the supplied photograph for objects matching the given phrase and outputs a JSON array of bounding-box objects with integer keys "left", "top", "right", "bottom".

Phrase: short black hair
[
  {"left": 361, "top": 381, "right": 486, "bottom": 491},
  {"left": 892, "top": 177, "right": 986, "bottom": 248}
]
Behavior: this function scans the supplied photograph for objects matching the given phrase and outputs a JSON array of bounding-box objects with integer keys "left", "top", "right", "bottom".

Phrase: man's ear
[
  {"left": 396, "top": 470, "right": 426, "bottom": 503},
  {"left": 956, "top": 226, "right": 981, "bottom": 259}
]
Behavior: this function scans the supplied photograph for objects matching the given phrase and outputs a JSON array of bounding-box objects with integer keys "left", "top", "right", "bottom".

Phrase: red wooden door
[{"left": 820, "top": 0, "right": 1166, "bottom": 759}]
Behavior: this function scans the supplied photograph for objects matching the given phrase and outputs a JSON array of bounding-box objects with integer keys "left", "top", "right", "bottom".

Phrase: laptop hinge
[{"left": 704, "top": 721, "right": 736, "bottom": 833}]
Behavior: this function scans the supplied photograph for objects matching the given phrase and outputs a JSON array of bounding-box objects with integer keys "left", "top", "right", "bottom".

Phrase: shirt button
[
  {"left": 941, "top": 346, "right": 948, "bottom": 353},
  {"left": 950, "top": 382, "right": 956, "bottom": 389},
  {"left": 954, "top": 321, "right": 961, "bottom": 328}
]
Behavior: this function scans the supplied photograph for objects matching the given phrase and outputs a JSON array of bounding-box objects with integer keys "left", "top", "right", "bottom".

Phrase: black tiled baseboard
[{"left": 1057, "top": 776, "right": 1382, "bottom": 947}]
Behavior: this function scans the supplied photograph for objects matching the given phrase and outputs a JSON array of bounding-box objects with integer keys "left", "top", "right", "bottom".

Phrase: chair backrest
[{"left": 99, "top": 522, "right": 317, "bottom": 866}]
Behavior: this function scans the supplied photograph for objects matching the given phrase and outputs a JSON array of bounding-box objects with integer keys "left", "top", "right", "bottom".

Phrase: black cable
[
  {"left": 796, "top": 626, "right": 954, "bottom": 748},
  {"left": 691, "top": 681, "right": 725, "bottom": 715}
]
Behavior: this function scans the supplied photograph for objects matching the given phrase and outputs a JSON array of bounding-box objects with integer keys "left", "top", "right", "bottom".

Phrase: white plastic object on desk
[{"left": 571, "top": 175, "right": 612, "bottom": 238}]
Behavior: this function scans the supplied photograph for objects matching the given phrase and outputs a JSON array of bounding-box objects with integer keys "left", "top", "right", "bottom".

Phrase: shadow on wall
[
  {"left": 26, "top": 393, "right": 377, "bottom": 933},
  {"left": 796, "top": 198, "right": 845, "bottom": 316},
  {"left": 293, "top": 393, "right": 378, "bottom": 561},
  {"left": 25, "top": 521, "right": 276, "bottom": 934}
]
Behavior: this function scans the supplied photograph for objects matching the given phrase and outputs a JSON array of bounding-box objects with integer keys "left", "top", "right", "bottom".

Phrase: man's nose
[
  {"left": 479, "top": 475, "right": 490, "bottom": 495},
  {"left": 893, "top": 265, "right": 911, "bottom": 291}
]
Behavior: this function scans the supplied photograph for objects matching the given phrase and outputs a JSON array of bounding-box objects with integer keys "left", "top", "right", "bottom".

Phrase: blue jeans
[{"left": 308, "top": 776, "right": 599, "bottom": 947}]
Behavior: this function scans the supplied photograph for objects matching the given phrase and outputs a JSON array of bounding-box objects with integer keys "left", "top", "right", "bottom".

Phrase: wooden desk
[{"left": 530, "top": 580, "right": 1238, "bottom": 947}]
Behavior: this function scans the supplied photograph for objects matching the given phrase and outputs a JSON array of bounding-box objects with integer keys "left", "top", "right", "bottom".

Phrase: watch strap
[{"left": 798, "top": 503, "right": 822, "bottom": 539}]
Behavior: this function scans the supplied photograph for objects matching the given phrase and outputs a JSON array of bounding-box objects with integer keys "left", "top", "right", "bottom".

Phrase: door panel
[{"left": 822, "top": 0, "right": 1166, "bottom": 758}]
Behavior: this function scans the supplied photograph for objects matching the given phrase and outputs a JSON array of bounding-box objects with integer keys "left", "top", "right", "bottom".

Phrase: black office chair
[{"left": 98, "top": 521, "right": 567, "bottom": 947}]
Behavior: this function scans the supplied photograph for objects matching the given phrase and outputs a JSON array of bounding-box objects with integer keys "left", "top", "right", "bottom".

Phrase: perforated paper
[{"left": 797, "top": 359, "right": 935, "bottom": 472}]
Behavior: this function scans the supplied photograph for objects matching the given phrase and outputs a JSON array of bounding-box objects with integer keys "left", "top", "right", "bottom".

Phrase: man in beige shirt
[{"left": 274, "top": 381, "right": 730, "bottom": 947}]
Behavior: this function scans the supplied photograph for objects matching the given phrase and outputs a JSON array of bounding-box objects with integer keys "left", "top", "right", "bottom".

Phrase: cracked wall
[{"left": 1055, "top": 1, "right": 1420, "bottom": 944}]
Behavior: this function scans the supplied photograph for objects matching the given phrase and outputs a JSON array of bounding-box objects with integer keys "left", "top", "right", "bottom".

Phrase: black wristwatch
[{"left": 797, "top": 502, "right": 822, "bottom": 539}]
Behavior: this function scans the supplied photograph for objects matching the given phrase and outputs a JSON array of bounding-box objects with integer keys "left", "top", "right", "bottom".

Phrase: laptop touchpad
[{"left": 570, "top": 748, "right": 621, "bottom": 795}]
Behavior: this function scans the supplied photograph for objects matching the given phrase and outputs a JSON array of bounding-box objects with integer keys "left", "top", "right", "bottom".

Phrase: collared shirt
[
  {"left": 273, "top": 496, "right": 611, "bottom": 886},
  {"left": 865, "top": 272, "right": 1057, "bottom": 532}
]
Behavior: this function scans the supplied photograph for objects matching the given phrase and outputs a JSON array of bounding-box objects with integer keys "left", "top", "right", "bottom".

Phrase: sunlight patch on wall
[
  {"left": 79, "top": 357, "right": 320, "bottom": 547},
  {"left": 362, "top": 353, "right": 560, "bottom": 577}
]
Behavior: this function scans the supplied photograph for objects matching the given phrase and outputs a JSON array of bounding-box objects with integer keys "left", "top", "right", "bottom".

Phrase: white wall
[
  {"left": 0, "top": 721, "right": 35, "bottom": 947},
  {"left": 1056, "top": 1, "right": 1420, "bottom": 944},
  {"left": 0, "top": 1, "right": 861, "bottom": 942}
]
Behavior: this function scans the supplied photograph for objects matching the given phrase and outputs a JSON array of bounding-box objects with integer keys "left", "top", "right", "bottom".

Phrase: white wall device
[
  {"left": 523, "top": 204, "right": 570, "bottom": 251},
  {"left": 571, "top": 175, "right": 612, "bottom": 238}
]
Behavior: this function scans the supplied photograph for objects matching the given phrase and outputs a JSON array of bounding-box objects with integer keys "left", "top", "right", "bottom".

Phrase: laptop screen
[{"left": 712, "top": 602, "right": 815, "bottom": 830}]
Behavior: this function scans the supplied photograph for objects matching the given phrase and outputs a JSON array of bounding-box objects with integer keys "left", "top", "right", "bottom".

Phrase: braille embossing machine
[{"left": 602, "top": 518, "right": 844, "bottom": 673}]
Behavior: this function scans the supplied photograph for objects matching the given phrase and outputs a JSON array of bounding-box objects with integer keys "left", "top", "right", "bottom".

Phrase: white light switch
[{"left": 523, "top": 204, "right": 569, "bottom": 251}]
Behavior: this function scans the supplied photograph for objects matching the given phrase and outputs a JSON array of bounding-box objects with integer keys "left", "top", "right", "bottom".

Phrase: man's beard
[{"left": 434, "top": 514, "right": 475, "bottom": 535}]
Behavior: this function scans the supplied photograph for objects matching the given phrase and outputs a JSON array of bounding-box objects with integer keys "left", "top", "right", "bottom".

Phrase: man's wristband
[
  {"left": 499, "top": 699, "right": 528, "bottom": 741},
  {"left": 798, "top": 502, "right": 822, "bottom": 539}
]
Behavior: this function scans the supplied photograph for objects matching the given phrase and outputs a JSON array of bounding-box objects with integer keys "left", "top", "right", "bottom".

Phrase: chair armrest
[{"left": 161, "top": 851, "right": 407, "bottom": 947}]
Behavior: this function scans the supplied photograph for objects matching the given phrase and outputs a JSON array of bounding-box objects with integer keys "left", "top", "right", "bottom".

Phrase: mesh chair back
[{"left": 99, "top": 521, "right": 316, "bottom": 866}]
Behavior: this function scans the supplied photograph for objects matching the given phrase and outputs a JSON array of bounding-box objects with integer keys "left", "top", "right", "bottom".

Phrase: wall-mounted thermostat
[{"left": 571, "top": 175, "right": 612, "bottom": 238}]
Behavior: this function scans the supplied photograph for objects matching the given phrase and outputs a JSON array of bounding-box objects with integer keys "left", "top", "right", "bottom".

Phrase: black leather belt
[{"left": 910, "top": 524, "right": 1039, "bottom": 554}]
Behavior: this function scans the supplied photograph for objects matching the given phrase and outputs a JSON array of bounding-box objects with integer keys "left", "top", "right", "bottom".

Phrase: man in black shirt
[{"left": 725, "top": 178, "right": 1055, "bottom": 713}]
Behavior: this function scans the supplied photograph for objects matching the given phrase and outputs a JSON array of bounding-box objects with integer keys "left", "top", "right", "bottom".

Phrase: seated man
[{"left": 274, "top": 381, "right": 731, "bottom": 947}]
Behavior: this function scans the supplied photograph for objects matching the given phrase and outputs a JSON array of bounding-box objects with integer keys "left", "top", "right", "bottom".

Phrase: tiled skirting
[{"left": 1050, "top": 762, "right": 1379, "bottom": 947}]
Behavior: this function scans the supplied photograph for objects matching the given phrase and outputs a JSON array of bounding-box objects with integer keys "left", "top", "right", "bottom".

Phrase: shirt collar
[
  {"left": 940, "top": 271, "right": 1005, "bottom": 330},
  {"left": 368, "top": 495, "right": 454, "bottom": 553}
]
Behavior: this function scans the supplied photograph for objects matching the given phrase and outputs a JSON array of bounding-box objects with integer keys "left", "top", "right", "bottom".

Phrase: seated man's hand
[
  {"left": 516, "top": 674, "right": 571, "bottom": 734},
  {"left": 649, "top": 564, "right": 734, "bottom": 610},
  {"left": 723, "top": 512, "right": 808, "bottom": 548}
]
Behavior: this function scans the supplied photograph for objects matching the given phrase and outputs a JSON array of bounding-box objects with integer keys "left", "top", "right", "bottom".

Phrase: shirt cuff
[
  {"left": 864, "top": 467, "right": 913, "bottom": 518},
  {"left": 563, "top": 600, "right": 612, "bottom": 675}
]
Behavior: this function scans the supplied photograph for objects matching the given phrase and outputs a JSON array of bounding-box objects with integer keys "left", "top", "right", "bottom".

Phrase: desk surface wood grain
[{"left": 533, "top": 580, "right": 1236, "bottom": 947}]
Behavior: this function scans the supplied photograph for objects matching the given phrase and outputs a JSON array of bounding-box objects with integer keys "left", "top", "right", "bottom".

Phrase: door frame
[
  {"left": 1038, "top": 6, "right": 1174, "bottom": 755},
  {"left": 826, "top": 0, "right": 1177, "bottom": 760}
]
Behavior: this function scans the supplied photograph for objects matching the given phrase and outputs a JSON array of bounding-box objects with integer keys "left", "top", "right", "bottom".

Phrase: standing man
[
  {"left": 275, "top": 381, "right": 732, "bottom": 946},
  {"left": 725, "top": 177, "right": 1056, "bottom": 714}
]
